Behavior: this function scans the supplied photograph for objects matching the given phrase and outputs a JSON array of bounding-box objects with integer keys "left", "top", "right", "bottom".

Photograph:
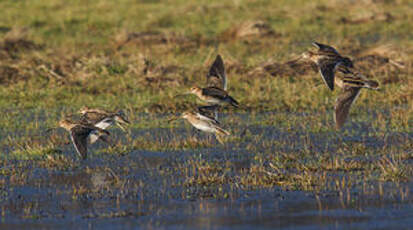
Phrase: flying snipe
[
  {"left": 169, "top": 105, "right": 229, "bottom": 143},
  {"left": 187, "top": 55, "right": 239, "bottom": 108},
  {"left": 301, "top": 42, "right": 354, "bottom": 91},
  {"left": 78, "top": 106, "right": 130, "bottom": 143},
  {"left": 59, "top": 118, "right": 110, "bottom": 160},
  {"left": 181, "top": 109, "right": 230, "bottom": 137},
  {"left": 334, "top": 66, "right": 379, "bottom": 129}
]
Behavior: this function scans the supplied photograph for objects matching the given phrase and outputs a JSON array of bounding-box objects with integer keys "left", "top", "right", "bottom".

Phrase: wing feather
[
  {"left": 202, "top": 87, "right": 228, "bottom": 99},
  {"left": 197, "top": 105, "right": 220, "bottom": 123},
  {"left": 334, "top": 87, "right": 362, "bottom": 129},
  {"left": 206, "top": 55, "right": 227, "bottom": 90},
  {"left": 70, "top": 127, "right": 91, "bottom": 160},
  {"left": 196, "top": 112, "right": 220, "bottom": 126},
  {"left": 312, "top": 42, "right": 339, "bottom": 55},
  {"left": 318, "top": 59, "right": 341, "bottom": 91}
]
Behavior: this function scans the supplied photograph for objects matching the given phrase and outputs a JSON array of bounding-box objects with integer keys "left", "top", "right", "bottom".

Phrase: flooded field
[
  {"left": 0, "top": 0, "right": 412, "bottom": 229},
  {"left": 0, "top": 112, "right": 412, "bottom": 229}
]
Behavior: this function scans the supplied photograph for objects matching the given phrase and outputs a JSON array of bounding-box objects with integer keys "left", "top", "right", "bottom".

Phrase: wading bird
[
  {"left": 334, "top": 67, "right": 379, "bottom": 129},
  {"left": 189, "top": 86, "right": 239, "bottom": 108},
  {"left": 181, "top": 110, "right": 230, "bottom": 136},
  {"left": 78, "top": 106, "right": 130, "bottom": 143},
  {"left": 180, "top": 55, "right": 239, "bottom": 108},
  {"left": 301, "top": 42, "right": 354, "bottom": 91},
  {"left": 169, "top": 105, "right": 229, "bottom": 143},
  {"left": 59, "top": 118, "right": 110, "bottom": 160}
]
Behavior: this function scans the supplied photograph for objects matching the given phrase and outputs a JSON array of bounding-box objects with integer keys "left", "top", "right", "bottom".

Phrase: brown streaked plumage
[
  {"left": 181, "top": 110, "right": 230, "bottom": 137},
  {"left": 189, "top": 86, "right": 239, "bottom": 108},
  {"left": 334, "top": 69, "right": 379, "bottom": 129},
  {"left": 184, "top": 54, "right": 239, "bottom": 108},
  {"left": 59, "top": 119, "right": 110, "bottom": 160},
  {"left": 302, "top": 42, "right": 354, "bottom": 91},
  {"left": 79, "top": 106, "right": 130, "bottom": 139},
  {"left": 197, "top": 104, "right": 220, "bottom": 122}
]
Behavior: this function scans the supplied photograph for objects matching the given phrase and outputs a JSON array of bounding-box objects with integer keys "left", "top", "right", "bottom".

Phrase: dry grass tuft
[
  {"left": 248, "top": 59, "right": 317, "bottom": 78},
  {"left": 219, "top": 20, "right": 278, "bottom": 41}
]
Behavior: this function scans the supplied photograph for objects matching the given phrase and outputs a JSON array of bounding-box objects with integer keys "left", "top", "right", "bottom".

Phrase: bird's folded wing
[
  {"left": 202, "top": 87, "right": 228, "bottom": 99},
  {"left": 196, "top": 112, "right": 220, "bottom": 125},
  {"left": 197, "top": 105, "right": 220, "bottom": 123},
  {"left": 82, "top": 112, "right": 108, "bottom": 124}
]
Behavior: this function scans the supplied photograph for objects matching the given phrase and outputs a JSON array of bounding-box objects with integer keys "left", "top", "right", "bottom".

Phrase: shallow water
[{"left": 0, "top": 112, "right": 412, "bottom": 229}]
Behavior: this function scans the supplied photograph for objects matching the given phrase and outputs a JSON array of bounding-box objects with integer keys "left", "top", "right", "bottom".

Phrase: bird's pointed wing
[
  {"left": 334, "top": 87, "right": 362, "bottom": 129},
  {"left": 206, "top": 55, "right": 227, "bottom": 90},
  {"left": 312, "top": 42, "right": 339, "bottom": 55},
  {"left": 70, "top": 127, "right": 90, "bottom": 160},
  {"left": 197, "top": 105, "right": 220, "bottom": 123},
  {"left": 318, "top": 59, "right": 341, "bottom": 91}
]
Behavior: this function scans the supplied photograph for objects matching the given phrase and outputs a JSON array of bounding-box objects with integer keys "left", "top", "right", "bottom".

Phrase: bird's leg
[{"left": 216, "top": 134, "right": 224, "bottom": 145}]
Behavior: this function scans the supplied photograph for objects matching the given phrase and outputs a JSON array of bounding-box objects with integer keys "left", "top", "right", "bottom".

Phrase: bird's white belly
[
  {"left": 205, "top": 98, "right": 222, "bottom": 104},
  {"left": 192, "top": 122, "right": 215, "bottom": 133}
]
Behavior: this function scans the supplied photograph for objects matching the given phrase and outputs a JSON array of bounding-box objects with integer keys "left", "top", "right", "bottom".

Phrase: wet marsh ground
[{"left": 0, "top": 0, "right": 412, "bottom": 229}]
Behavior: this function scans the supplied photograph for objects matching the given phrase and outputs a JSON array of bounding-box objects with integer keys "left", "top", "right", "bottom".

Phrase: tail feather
[
  {"left": 215, "top": 126, "right": 230, "bottom": 136},
  {"left": 365, "top": 80, "right": 379, "bottom": 89}
]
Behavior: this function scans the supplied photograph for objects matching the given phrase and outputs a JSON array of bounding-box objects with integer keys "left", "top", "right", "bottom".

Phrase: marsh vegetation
[{"left": 0, "top": 0, "right": 412, "bottom": 229}]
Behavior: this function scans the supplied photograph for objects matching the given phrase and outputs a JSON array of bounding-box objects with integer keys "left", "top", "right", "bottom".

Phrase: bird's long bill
[
  {"left": 285, "top": 55, "right": 303, "bottom": 64},
  {"left": 167, "top": 115, "right": 181, "bottom": 123},
  {"left": 114, "top": 115, "right": 130, "bottom": 131},
  {"left": 174, "top": 92, "right": 191, "bottom": 98},
  {"left": 116, "top": 123, "right": 127, "bottom": 132},
  {"left": 45, "top": 127, "right": 58, "bottom": 133},
  {"left": 117, "top": 116, "right": 130, "bottom": 125}
]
